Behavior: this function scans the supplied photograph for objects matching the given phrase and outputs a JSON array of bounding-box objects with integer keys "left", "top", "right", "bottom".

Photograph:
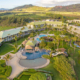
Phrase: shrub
[
  {"left": 27, "top": 69, "right": 36, "bottom": 72},
  {"left": 42, "top": 55, "right": 50, "bottom": 59},
  {"left": 29, "top": 72, "right": 47, "bottom": 80},
  {"left": 1, "top": 63, "right": 6, "bottom": 67},
  {"left": 5, "top": 66, "right": 12, "bottom": 77}
]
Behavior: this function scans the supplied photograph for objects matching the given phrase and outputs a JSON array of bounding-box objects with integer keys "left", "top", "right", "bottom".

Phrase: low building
[
  {"left": 53, "top": 48, "right": 68, "bottom": 57},
  {"left": 0, "top": 26, "right": 31, "bottom": 43},
  {"left": 25, "top": 40, "right": 36, "bottom": 52},
  {"left": 67, "top": 19, "right": 80, "bottom": 23},
  {"left": 27, "top": 21, "right": 45, "bottom": 29},
  {"left": 67, "top": 25, "right": 80, "bottom": 35},
  {"left": 27, "top": 21, "right": 65, "bottom": 29}
]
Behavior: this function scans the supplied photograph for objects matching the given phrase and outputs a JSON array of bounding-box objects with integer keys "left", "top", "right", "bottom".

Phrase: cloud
[{"left": 37, "top": 0, "right": 80, "bottom": 7}]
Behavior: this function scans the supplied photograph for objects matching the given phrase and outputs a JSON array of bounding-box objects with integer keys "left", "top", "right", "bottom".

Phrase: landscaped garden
[
  {"left": 0, "top": 25, "right": 80, "bottom": 80},
  {"left": 0, "top": 60, "right": 12, "bottom": 80}
]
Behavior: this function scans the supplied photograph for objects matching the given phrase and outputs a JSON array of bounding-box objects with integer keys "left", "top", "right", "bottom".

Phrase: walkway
[{"left": 7, "top": 50, "right": 50, "bottom": 80}]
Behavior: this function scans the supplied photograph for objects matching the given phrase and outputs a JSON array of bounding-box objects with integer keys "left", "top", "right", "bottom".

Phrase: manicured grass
[
  {"left": 0, "top": 35, "right": 29, "bottom": 55},
  {"left": 14, "top": 75, "right": 30, "bottom": 80},
  {"left": 0, "top": 60, "right": 12, "bottom": 79},
  {"left": 28, "top": 21, "right": 63, "bottom": 25},
  {"left": 0, "top": 43, "right": 14, "bottom": 55},
  {"left": 0, "top": 26, "right": 17, "bottom": 31},
  {"left": 40, "top": 63, "right": 62, "bottom": 80}
]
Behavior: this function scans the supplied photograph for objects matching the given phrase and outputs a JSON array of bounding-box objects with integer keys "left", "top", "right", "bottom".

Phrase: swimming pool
[
  {"left": 36, "top": 38, "right": 41, "bottom": 42},
  {"left": 23, "top": 50, "right": 49, "bottom": 60},
  {"left": 39, "top": 34, "right": 47, "bottom": 37},
  {"left": 74, "top": 43, "right": 80, "bottom": 48},
  {"left": 36, "top": 34, "right": 47, "bottom": 42}
]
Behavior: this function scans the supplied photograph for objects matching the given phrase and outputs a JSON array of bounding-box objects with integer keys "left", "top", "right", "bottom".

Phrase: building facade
[{"left": 0, "top": 26, "right": 31, "bottom": 44}]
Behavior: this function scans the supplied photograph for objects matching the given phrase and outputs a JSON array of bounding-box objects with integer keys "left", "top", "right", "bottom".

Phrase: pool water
[
  {"left": 36, "top": 34, "right": 47, "bottom": 42},
  {"left": 36, "top": 38, "right": 41, "bottom": 42},
  {"left": 39, "top": 34, "right": 47, "bottom": 37},
  {"left": 23, "top": 51, "right": 49, "bottom": 60},
  {"left": 74, "top": 43, "right": 80, "bottom": 47}
]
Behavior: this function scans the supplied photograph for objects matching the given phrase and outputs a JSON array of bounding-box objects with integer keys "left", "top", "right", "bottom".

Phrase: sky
[{"left": 0, "top": 0, "right": 80, "bottom": 9}]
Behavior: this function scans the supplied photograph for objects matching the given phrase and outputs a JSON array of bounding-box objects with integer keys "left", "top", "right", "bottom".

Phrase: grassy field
[
  {"left": 0, "top": 35, "right": 29, "bottom": 55},
  {"left": 0, "top": 26, "right": 17, "bottom": 31},
  {"left": 40, "top": 63, "right": 62, "bottom": 80},
  {"left": 51, "top": 11, "right": 80, "bottom": 16}
]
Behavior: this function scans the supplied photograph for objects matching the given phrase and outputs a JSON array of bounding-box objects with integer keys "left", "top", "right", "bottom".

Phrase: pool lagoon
[
  {"left": 36, "top": 34, "right": 47, "bottom": 42},
  {"left": 23, "top": 50, "right": 49, "bottom": 60}
]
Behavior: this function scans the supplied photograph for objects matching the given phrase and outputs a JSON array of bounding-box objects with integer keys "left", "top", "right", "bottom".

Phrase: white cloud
[{"left": 37, "top": 0, "right": 80, "bottom": 7}]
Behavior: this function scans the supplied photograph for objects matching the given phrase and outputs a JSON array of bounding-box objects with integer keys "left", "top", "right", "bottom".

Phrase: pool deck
[
  {"left": 7, "top": 50, "right": 50, "bottom": 80},
  {"left": 34, "top": 34, "right": 54, "bottom": 43}
]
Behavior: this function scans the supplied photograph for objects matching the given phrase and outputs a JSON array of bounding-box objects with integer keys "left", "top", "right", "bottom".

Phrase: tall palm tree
[
  {"left": 19, "top": 31, "right": 22, "bottom": 37},
  {"left": 56, "top": 35, "right": 60, "bottom": 49},
  {"left": 52, "top": 40, "right": 56, "bottom": 49},
  {"left": 50, "top": 51, "right": 53, "bottom": 58},
  {"left": 72, "top": 37, "right": 77, "bottom": 52},
  {"left": 3, "top": 54, "right": 11, "bottom": 61}
]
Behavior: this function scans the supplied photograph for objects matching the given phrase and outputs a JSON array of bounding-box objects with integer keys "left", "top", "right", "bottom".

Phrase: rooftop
[
  {"left": 0, "top": 26, "right": 30, "bottom": 38},
  {"left": 28, "top": 21, "right": 64, "bottom": 25},
  {"left": 26, "top": 40, "right": 36, "bottom": 46}
]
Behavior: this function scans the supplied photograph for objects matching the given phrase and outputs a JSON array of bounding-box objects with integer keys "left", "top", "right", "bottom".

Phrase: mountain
[
  {"left": 50, "top": 4, "right": 80, "bottom": 12},
  {"left": 1, "top": 4, "right": 80, "bottom": 12},
  {"left": 0, "top": 8, "right": 9, "bottom": 11},
  {"left": 11, "top": 4, "right": 51, "bottom": 12},
  {"left": 11, "top": 4, "right": 33, "bottom": 10}
]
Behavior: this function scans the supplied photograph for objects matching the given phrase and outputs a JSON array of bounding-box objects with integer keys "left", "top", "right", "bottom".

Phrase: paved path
[
  {"left": 7, "top": 50, "right": 50, "bottom": 80},
  {"left": 7, "top": 51, "right": 27, "bottom": 80}
]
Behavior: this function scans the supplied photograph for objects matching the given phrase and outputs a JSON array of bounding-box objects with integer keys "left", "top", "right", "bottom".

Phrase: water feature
[
  {"left": 74, "top": 43, "right": 80, "bottom": 48},
  {"left": 36, "top": 34, "right": 47, "bottom": 42},
  {"left": 22, "top": 50, "right": 49, "bottom": 60}
]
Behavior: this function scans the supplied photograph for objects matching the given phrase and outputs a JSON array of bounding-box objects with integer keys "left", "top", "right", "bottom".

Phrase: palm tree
[
  {"left": 3, "top": 54, "right": 11, "bottom": 61},
  {"left": 52, "top": 40, "right": 56, "bottom": 49},
  {"left": 69, "top": 26, "right": 72, "bottom": 34},
  {"left": 72, "top": 37, "right": 77, "bottom": 52},
  {"left": 56, "top": 35, "right": 60, "bottom": 49},
  {"left": 14, "top": 35, "right": 17, "bottom": 42},
  {"left": 50, "top": 51, "right": 53, "bottom": 58},
  {"left": 29, "top": 33, "right": 34, "bottom": 38},
  {"left": 19, "top": 31, "right": 22, "bottom": 37},
  {"left": 61, "top": 37, "right": 64, "bottom": 47}
]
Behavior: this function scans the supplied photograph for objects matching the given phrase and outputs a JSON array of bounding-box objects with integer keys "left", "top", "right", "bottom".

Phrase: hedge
[{"left": 5, "top": 66, "right": 12, "bottom": 77}]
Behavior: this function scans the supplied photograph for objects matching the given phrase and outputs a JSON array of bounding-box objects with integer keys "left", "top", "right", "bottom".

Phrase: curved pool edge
[{"left": 19, "top": 58, "right": 50, "bottom": 69}]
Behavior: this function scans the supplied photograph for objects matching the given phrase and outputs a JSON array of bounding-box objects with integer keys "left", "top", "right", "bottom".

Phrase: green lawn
[
  {"left": 0, "top": 35, "right": 29, "bottom": 55},
  {"left": 40, "top": 63, "right": 62, "bottom": 80},
  {"left": 0, "top": 43, "right": 14, "bottom": 55},
  {"left": 14, "top": 75, "right": 30, "bottom": 80},
  {"left": 0, "top": 26, "right": 17, "bottom": 31}
]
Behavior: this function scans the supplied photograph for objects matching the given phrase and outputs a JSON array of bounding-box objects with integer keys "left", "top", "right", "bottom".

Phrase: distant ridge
[
  {"left": 0, "top": 8, "right": 9, "bottom": 11},
  {"left": 1, "top": 3, "right": 80, "bottom": 12},
  {"left": 11, "top": 4, "right": 33, "bottom": 10},
  {"left": 50, "top": 4, "right": 80, "bottom": 12}
]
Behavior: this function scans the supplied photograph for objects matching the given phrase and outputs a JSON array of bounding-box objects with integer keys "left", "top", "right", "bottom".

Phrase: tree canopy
[
  {"left": 54, "top": 56, "right": 76, "bottom": 80},
  {"left": 29, "top": 72, "right": 47, "bottom": 80}
]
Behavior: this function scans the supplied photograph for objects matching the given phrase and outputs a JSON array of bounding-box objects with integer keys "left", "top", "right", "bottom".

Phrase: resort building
[
  {"left": 52, "top": 48, "right": 68, "bottom": 57},
  {"left": 27, "top": 21, "right": 65, "bottom": 29},
  {"left": 25, "top": 39, "right": 37, "bottom": 52},
  {"left": 67, "top": 25, "right": 80, "bottom": 35},
  {"left": 67, "top": 19, "right": 80, "bottom": 23},
  {"left": 27, "top": 21, "right": 45, "bottom": 29},
  {"left": 0, "top": 26, "right": 31, "bottom": 43}
]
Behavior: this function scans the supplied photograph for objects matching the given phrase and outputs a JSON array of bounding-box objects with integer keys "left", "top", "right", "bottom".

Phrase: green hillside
[
  {"left": 50, "top": 4, "right": 80, "bottom": 12},
  {"left": 11, "top": 4, "right": 52, "bottom": 12}
]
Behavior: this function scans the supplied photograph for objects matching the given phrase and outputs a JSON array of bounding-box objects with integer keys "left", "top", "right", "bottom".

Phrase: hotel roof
[
  {"left": 28, "top": 21, "right": 64, "bottom": 25},
  {"left": 0, "top": 26, "right": 30, "bottom": 38}
]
